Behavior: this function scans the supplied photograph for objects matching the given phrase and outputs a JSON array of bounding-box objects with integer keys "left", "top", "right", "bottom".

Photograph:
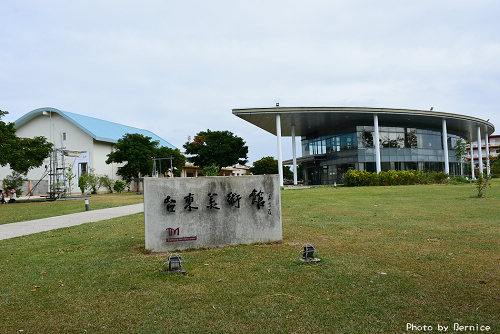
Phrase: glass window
[
  {"left": 405, "top": 128, "right": 417, "bottom": 148},
  {"left": 78, "top": 163, "right": 88, "bottom": 177},
  {"left": 360, "top": 131, "right": 373, "bottom": 148},
  {"left": 388, "top": 132, "right": 398, "bottom": 148},
  {"left": 380, "top": 132, "right": 390, "bottom": 148},
  {"left": 430, "top": 134, "right": 442, "bottom": 149}
]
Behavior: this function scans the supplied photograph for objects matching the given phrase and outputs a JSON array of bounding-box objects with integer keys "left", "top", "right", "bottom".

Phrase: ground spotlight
[
  {"left": 300, "top": 244, "right": 320, "bottom": 262},
  {"left": 163, "top": 253, "right": 186, "bottom": 274}
]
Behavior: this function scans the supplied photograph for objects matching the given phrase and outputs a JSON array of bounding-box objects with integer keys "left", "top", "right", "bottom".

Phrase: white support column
[
  {"left": 485, "top": 132, "right": 490, "bottom": 176},
  {"left": 291, "top": 125, "right": 297, "bottom": 185},
  {"left": 470, "top": 136, "right": 475, "bottom": 180},
  {"left": 276, "top": 114, "right": 283, "bottom": 187},
  {"left": 442, "top": 119, "right": 450, "bottom": 175},
  {"left": 477, "top": 126, "right": 483, "bottom": 177},
  {"left": 373, "top": 114, "right": 381, "bottom": 173}
]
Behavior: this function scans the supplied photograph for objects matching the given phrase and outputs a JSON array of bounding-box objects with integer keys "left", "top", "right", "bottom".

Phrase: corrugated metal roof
[{"left": 15, "top": 107, "right": 176, "bottom": 149}]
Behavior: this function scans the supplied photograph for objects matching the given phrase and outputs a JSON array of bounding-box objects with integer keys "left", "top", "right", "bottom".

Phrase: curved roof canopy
[
  {"left": 16, "top": 107, "right": 176, "bottom": 149},
  {"left": 232, "top": 107, "right": 495, "bottom": 142}
]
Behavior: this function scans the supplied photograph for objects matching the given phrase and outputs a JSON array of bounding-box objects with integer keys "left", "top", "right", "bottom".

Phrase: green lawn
[
  {"left": 0, "top": 182, "right": 498, "bottom": 333},
  {"left": 0, "top": 192, "right": 144, "bottom": 225}
]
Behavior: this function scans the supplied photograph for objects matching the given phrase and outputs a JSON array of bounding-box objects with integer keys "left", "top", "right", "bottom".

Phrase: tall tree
[
  {"left": 490, "top": 156, "right": 500, "bottom": 176},
  {"left": 154, "top": 146, "right": 186, "bottom": 177},
  {"left": 106, "top": 133, "right": 159, "bottom": 182},
  {"left": 250, "top": 156, "right": 294, "bottom": 180},
  {"left": 454, "top": 138, "right": 468, "bottom": 176},
  {"left": 0, "top": 110, "right": 52, "bottom": 175},
  {"left": 183, "top": 130, "right": 248, "bottom": 169},
  {"left": 106, "top": 133, "right": 185, "bottom": 181}
]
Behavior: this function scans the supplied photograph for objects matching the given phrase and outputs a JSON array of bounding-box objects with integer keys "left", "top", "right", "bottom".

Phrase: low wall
[
  {"left": 144, "top": 175, "right": 282, "bottom": 252},
  {"left": 18, "top": 180, "right": 48, "bottom": 196}
]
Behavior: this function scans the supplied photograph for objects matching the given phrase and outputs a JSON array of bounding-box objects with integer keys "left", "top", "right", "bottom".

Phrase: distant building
[
  {"left": 0, "top": 107, "right": 176, "bottom": 195},
  {"left": 469, "top": 134, "right": 500, "bottom": 159},
  {"left": 468, "top": 134, "right": 500, "bottom": 174},
  {"left": 181, "top": 163, "right": 250, "bottom": 177}
]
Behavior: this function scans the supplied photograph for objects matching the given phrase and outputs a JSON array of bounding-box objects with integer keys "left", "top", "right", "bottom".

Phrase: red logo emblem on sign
[{"left": 165, "top": 228, "right": 197, "bottom": 242}]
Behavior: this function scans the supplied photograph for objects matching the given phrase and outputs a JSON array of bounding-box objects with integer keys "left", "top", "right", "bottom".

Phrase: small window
[
  {"left": 63, "top": 132, "right": 67, "bottom": 141},
  {"left": 79, "top": 163, "right": 88, "bottom": 177}
]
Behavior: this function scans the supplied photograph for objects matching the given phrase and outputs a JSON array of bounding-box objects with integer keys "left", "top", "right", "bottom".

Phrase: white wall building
[
  {"left": 468, "top": 134, "right": 499, "bottom": 175},
  {"left": 469, "top": 134, "right": 500, "bottom": 159},
  {"left": 0, "top": 107, "right": 176, "bottom": 195}
]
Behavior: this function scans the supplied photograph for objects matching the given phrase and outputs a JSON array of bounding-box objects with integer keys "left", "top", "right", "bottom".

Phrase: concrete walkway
[{"left": 0, "top": 203, "right": 144, "bottom": 241}]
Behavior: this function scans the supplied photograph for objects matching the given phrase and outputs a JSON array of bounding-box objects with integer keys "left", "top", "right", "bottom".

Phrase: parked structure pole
[
  {"left": 276, "top": 114, "right": 283, "bottom": 187},
  {"left": 477, "top": 126, "right": 483, "bottom": 177},
  {"left": 373, "top": 114, "right": 381, "bottom": 173},
  {"left": 442, "top": 119, "right": 450, "bottom": 175},
  {"left": 470, "top": 132, "right": 475, "bottom": 180},
  {"left": 291, "top": 125, "right": 297, "bottom": 185},
  {"left": 485, "top": 132, "right": 490, "bottom": 176}
]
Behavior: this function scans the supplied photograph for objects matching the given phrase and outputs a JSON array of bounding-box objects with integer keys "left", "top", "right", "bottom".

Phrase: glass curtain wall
[
  {"left": 302, "top": 133, "right": 357, "bottom": 156},
  {"left": 300, "top": 126, "right": 465, "bottom": 185},
  {"left": 357, "top": 126, "right": 462, "bottom": 173}
]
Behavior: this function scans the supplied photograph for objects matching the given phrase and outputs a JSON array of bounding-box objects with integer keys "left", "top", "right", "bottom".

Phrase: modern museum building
[{"left": 233, "top": 107, "right": 495, "bottom": 185}]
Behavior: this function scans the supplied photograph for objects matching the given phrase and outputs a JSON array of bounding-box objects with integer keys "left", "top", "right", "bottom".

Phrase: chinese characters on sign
[
  {"left": 249, "top": 189, "right": 265, "bottom": 209},
  {"left": 207, "top": 193, "right": 220, "bottom": 210},
  {"left": 226, "top": 192, "right": 241, "bottom": 208},
  {"left": 164, "top": 189, "right": 271, "bottom": 214},
  {"left": 184, "top": 193, "right": 198, "bottom": 211},
  {"left": 164, "top": 196, "right": 176, "bottom": 212},
  {"left": 267, "top": 194, "right": 272, "bottom": 215}
]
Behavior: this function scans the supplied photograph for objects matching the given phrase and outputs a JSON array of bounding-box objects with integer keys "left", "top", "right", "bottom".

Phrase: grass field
[
  {"left": 0, "top": 192, "right": 144, "bottom": 225},
  {"left": 0, "top": 182, "right": 498, "bottom": 333}
]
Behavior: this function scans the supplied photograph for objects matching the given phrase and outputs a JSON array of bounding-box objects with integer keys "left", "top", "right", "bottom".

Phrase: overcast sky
[{"left": 1, "top": 1, "right": 499, "bottom": 164}]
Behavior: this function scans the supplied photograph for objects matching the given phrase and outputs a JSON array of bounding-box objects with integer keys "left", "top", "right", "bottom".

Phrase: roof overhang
[
  {"left": 232, "top": 107, "right": 495, "bottom": 142},
  {"left": 15, "top": 107, "right": 102, "bottom": 141},
  {"left": 283, "top": 154, "right": 327, "bottom": 165}
]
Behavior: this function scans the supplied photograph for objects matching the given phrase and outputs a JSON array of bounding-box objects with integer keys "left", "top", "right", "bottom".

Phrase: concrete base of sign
[{"left": 144, "top": 175, "right": 282, "bottom": 252}]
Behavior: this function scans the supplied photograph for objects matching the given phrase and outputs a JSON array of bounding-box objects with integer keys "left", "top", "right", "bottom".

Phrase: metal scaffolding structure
[
  {"left": 152, "top": 157, "right": 174, "bottom": 177},
  {"left": 47, "top": 147, "right": 67, "bottom": 200}
]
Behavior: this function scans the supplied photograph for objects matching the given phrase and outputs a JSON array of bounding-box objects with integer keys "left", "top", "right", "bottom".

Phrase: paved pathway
[{"left": 0, "top": 203, "right": 144, "bottom": 241}]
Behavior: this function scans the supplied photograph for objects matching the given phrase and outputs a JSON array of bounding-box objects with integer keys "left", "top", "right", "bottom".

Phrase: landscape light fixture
[
  {"left": 163, "top": 253, "right": 186, "bottom": 274},
  {"left": 300, "top": 244, "right": 320, "bottom": 262}
]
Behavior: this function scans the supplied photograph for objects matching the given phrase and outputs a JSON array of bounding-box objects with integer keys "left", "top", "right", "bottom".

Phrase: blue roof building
[{"left": 0, "top": 107, "right": 177, "bottom": 194}]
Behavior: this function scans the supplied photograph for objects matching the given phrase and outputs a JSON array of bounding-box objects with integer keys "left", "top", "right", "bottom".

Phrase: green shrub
[
  {"left": 87, "top": 171, "right": 101, "bottom": 194},
  {"left": 78, "top": 174, "right": 89, "bottom": 194},
  {"left": 113, "top": 180, "right": 126, "bottom": 193},
  {"left": 343, "top": 170, "right": 362, "bottom": 186},
  {"left": 3, "top": 172, "right": 26, "bottom": 196},
  {"left": 202, "top": 164, "right": 219, "bottom": 176},
  {"left": 430, "top": 171, "right": 449, "bottom": 184},
  {"left": 99, "top": 175, "right": 115, "bottom": 193},
  {"left": 475, "top": 176, "right": 491, "bottom": 198},
  {"left": 450, "top": 176, "right": 470, "bottom": 184},
  {"left": 343, "top": 169, "right": 452, "bottom": 187}
]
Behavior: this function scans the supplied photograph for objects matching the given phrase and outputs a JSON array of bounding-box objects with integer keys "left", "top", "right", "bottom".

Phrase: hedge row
[{"left": 343, "top": 170, "right": 452, "bottom": 186}]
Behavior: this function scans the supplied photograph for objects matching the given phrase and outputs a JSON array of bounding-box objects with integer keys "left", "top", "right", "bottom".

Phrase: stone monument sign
[{"left": 144, "top": 175, "right": 282, "bottom": 252}]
